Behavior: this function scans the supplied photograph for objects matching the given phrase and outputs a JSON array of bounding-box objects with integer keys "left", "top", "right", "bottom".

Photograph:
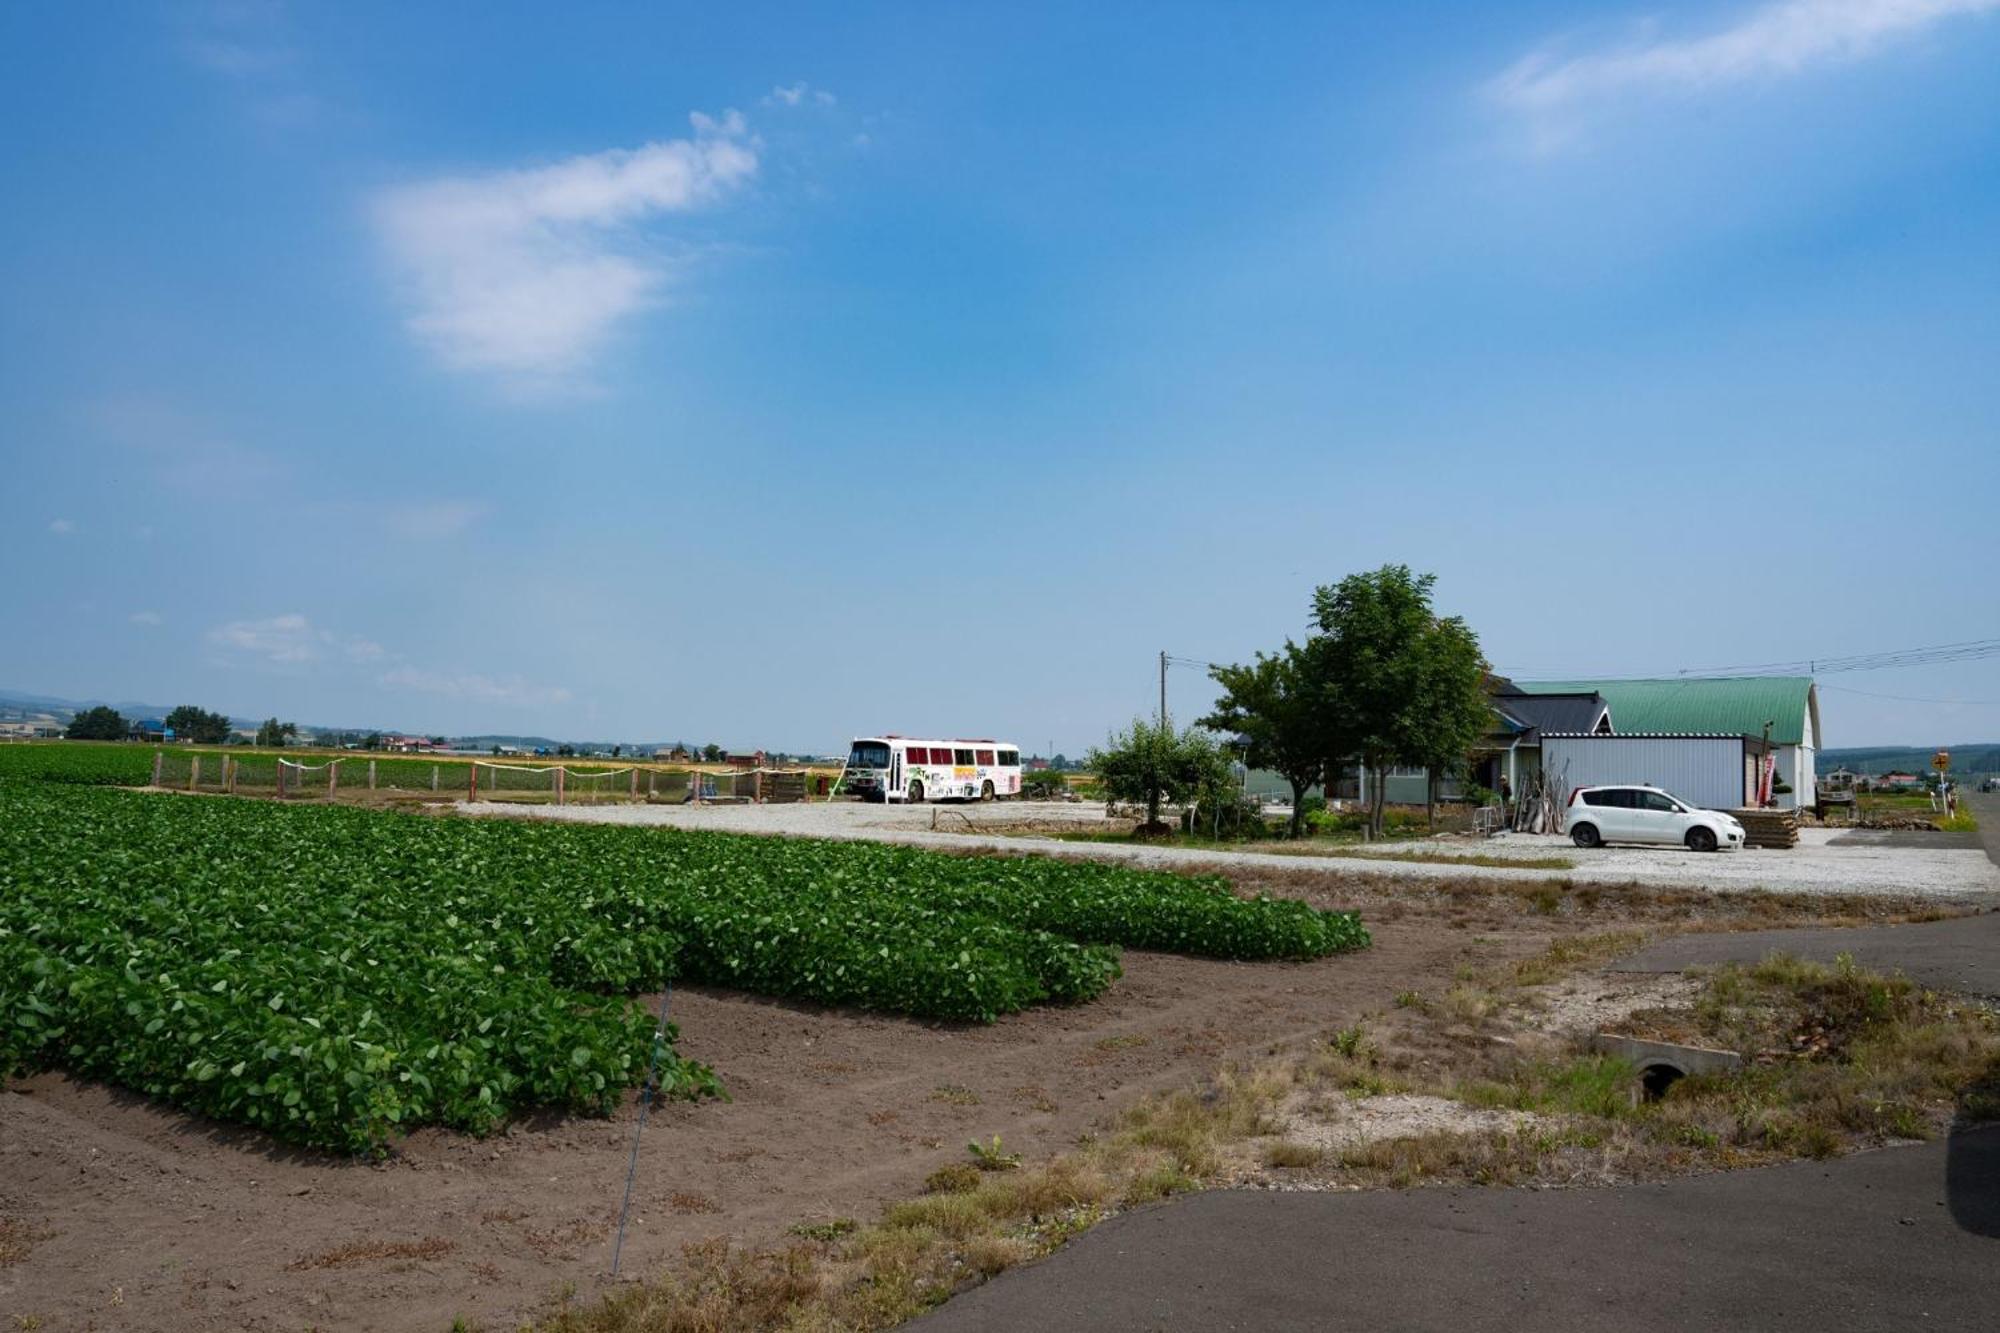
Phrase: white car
[{"left": 1564, "top": 785, "right": 1746, "bottom": 852}]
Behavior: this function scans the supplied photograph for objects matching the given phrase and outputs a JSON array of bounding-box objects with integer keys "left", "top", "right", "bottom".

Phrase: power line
[
  {"left": 1497, "top": 635, "right": 2000, "bottom": 682},
  {"left": 1820, "top": 684, "right": 2000, "bottom": 707}
]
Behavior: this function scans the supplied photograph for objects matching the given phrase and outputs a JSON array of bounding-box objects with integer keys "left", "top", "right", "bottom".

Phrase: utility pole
[{"left": 1159, "top": 650, "right": 1168, "bottom": 728}]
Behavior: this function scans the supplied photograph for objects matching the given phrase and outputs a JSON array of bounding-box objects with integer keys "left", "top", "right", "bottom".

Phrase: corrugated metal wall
[{"left": 1539, "top": 736, "right": 1750, "bottom": 811}]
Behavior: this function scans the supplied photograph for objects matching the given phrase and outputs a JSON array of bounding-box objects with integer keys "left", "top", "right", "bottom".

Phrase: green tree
[
  {"left": 1402, "top": 612, "right": 1492, "bottom": 828},
  {"left": 363, "top": 732, "right": 383, "bottom": 751},
  {"left": 66, "top": 705, "right": 127, "bottom": 741},
  {"left": 1086, "top": 718, "right": 1232, "bottom": 832},
  {"left": 1312, "top": 565, "right": 1488, "bottom": 837},
  {"left": 701, "top": 743, "right": 724, "bottom": 762},
  {"left": 164, "top": 705, "right": 232, "bottom": 745},
  {"left": 255, "top": 718, "right": 298, "bottom": 748},
  {"left": 1204, "top": 644, "right": 1343, "bottom": 838}
]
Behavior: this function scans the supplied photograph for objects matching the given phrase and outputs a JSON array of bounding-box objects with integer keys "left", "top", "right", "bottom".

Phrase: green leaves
[{"left": 0, "top": 764, "right": 1368, "bottom": 1155}]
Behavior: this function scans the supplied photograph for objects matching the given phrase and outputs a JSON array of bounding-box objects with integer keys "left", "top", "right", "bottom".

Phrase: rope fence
[{"left": 146, "top": 752, "right": 822, "bottom": 806}]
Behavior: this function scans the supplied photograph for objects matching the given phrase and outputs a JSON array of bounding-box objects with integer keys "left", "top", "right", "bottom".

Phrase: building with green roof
[{"left": 1514, "top": 677, "right": 1820, "bottom": 809}]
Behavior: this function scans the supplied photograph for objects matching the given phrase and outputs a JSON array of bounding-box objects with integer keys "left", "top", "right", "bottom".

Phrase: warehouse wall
[{"left": 1540, "top": 736, "right": 1751, "bottom": 811}]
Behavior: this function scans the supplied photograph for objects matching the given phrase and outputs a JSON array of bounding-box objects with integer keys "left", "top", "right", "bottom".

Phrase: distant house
[
  {"left": 383, "top": 735, "right": 442, "bottom": 753},
  {"left": 130, "top": 717, "right": 170, "bottom": 742},
  {"left": 1512, "top": 677, "right": 1819, "bottom": 811},
  {"left": 1875, "top": 771, "right": 1923, "bottom": 789},
  {"left": 653, "top": 745, "right": 693, "bottom": 762}
]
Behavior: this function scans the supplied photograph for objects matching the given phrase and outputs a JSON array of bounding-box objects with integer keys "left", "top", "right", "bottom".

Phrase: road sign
[{"left": 1933, "top": 750, "right": 1951, "bottom": 772}]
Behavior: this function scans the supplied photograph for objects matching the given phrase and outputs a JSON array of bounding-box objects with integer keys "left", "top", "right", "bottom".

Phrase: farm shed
[
  {"left": 1540, "top": 733, "right": 1772, "bottom": 813},
  {"left": 1513, "top": 677, "right": 1819, "bottom": 810}
]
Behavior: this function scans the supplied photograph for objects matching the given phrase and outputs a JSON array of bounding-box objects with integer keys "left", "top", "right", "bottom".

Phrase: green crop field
[{"left": 0, "top": 761, "right": 1367, "bottom": 1153}]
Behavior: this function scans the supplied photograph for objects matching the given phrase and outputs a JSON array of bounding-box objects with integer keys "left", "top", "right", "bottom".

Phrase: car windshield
[{"left": 848, "top": 743, "right": 890, "bottom": 769}]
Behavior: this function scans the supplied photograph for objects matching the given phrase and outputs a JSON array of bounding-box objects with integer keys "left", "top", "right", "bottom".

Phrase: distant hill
[{"left": 1819, "top": 744, "right": 2000, "bottom": 776}]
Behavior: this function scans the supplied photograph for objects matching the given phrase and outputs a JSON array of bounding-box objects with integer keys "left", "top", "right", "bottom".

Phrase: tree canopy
[
  {"left": 65, "top": 705, "right": 127, "bottom": 741},
  {"left": 164, "top": 705, "right": 232, "bottom": 745},
  {"left": 1086, "top": 718, "right": 1234, "bottom": 832}
]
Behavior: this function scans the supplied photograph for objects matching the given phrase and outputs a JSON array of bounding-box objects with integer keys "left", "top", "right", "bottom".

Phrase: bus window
[
  {"left": 849, "top": 742, "right": 890, "bottom": 769},
  {"left": 912, "top": 747, "right": 934, "bottom": 764},
  {"left": 999, "top": 750, "right": 1018, "bottom": 766},
  {"left": 976, "top": 749, "right": 996, "bottom": 766},
  {"left": 954, "top": 748, "right": 974, "bottom": 765}
]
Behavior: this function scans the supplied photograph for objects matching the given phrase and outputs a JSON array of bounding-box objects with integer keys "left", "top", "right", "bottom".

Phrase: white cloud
[
  {"left": 372, "top": 112, "right": 758, "bottom": 383},
  {"left": 763, "top": 82, "right": 836, "bottom": 108},
  {"left": 383, "top": 499, "right": 489, "bottom": 540},
  {"left": 209, "top": 612, "right": 319, "bottom": 663},
  {"left": 130, "top": 610, "right": 164, "bottom": 626},
  {"left": 48, "top": 518, "right": 74, "bottom": 536},
  {"left": 1491, "top": 0, "right": 1999, "bottom": 112},
  {"left": 344, "top": 637, "right": 386, "bottom": 663},
  {"left": 378, "top": 667, "right": 573, "bottom": 708}
]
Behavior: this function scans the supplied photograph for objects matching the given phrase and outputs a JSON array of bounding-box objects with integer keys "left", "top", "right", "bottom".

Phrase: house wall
[{"left": 1540, "top": 736, "right": 1753, "bottom": 811}]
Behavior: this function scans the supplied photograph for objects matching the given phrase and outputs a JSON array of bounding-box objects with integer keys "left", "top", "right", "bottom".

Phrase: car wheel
[
  {"left": 981, "top": 780, "right": 995, "bottom": 802},
  {"left": 1686, "top": 826, "right": 1718, "bottom": 853},
  {"left": 908, "top": 780, "right": 925, "bottom": 804},
  {"left": 1571, "top": 823, "right": 1601, "bottom": 849}
]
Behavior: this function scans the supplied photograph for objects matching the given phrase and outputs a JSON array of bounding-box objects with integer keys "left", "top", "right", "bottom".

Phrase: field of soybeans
[{"left": 0, "top": 743, "right": 1368, "bottom": 1153}]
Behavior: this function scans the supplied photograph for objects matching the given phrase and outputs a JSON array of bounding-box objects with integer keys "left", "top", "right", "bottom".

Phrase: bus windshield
[{"left": 849, "top": 742, "right": 890, "bottom": 769}]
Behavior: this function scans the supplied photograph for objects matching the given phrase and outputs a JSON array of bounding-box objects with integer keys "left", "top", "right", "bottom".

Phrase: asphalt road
[
  {"left": 915, "top": 1126, "right": 2000, "bottom": 1332},
  {"left": 1611, "top": 910, "right": 2000, "bottom": 997},
  {"left": 1613, "top": 792, "right": 2000, "bottom": 997}
]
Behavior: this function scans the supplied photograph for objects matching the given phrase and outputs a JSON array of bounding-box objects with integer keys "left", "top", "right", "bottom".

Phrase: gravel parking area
[{"left": 460, "top": 799, "right": 2000, "bottom": 901}]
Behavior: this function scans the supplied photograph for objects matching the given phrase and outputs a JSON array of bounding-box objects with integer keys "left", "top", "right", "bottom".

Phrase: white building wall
[{"left": 1540, "top": 736, "right": 1751, "bottom": 812}]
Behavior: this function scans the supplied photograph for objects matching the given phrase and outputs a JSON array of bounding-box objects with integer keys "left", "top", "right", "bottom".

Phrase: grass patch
[
  {"left": 0, "top": 1219, "right": 54, "bottom": 1267},
  {"left": 1338, "top": 954, "right": 2000, "bottom": 1190}
]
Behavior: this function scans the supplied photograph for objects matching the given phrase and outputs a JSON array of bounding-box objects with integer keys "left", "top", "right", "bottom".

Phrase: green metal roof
[{"left": 1512, "top": 677, "right": 1817, "bottom": 746}]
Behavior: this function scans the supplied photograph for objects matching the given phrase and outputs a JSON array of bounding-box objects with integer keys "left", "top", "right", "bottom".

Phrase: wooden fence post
[
  {"left": 328, "top": 762, "right": 338, "bottom": 797},
  {"left": 469, "top": 763, "right": 478, "bottom": 802},
  {"left": 188, "top": 755, "right": 200, "bottom": 792},
  {"left": 225, "top": 755, "right": 236, "bottom": 794},
  {"left": 555, "top": 767, "right": 566, "bottom": 806},
  {"left": 431, "top": 765, "right": 439, "bottom": 792},
  {"left": 151, "top": 751, "right": 163, "bottom": 787},
  {"left": 369, "top": 759, "right": 378, "bottom": 790},
  {"left": 630, "top": 768, "right": 639, "bottom": 799}
]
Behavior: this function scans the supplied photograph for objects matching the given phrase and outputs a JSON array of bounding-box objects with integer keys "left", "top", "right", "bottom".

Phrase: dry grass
[{"left": 0, "top": 1219, "right": 55, "bottom": 1267}]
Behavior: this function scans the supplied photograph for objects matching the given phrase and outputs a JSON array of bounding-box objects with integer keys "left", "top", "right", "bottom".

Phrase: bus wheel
[
  {"left": 981, "top": 780, "right": 995, "bottom": 802},
  {"left": 908, "top": 780, "right": 925, "bottom": 804}
]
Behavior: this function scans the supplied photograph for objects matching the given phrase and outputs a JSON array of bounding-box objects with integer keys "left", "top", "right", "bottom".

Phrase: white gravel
[{"left": 457, "top": 798, "right": 2000, "bottom": 901}]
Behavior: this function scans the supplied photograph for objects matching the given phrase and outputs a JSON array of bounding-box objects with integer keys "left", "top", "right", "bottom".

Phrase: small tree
[
  {"left": 363, "top": 732, "right": 383, "bottom": 751},
  {"left": 66, "top": 705, "right": 127, "bottom": 740},
  {"left": 1086, "top": 718, "right": 1231, "bottom": 833},
  {"left": 701, "top": 743, "right": 724, "bottom": 762}
]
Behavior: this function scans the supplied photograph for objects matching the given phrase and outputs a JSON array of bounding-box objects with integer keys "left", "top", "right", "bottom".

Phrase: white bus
[{"left": 845, "top": 736, "right": 1022, "bottom": 803}]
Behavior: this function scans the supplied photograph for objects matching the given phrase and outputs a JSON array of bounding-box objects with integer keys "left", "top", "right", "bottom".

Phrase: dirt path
[{"left": 0, "top": 915, "right": 1512, "bottom": 1332}]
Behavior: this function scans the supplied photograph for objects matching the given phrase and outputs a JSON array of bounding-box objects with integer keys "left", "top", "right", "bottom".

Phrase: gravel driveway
[{"left": 460, "top": 798, "right": 2000, "bottom": 900}]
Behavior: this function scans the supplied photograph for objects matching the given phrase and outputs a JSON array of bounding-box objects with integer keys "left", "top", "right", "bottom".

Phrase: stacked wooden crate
[{"left": 1731, "top": 808, "right": 1799, "bottom": 849}]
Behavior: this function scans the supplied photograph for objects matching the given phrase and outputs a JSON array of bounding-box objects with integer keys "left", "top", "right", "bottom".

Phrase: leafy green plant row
[{"left": 0, "top": 776, "right": 1366, "bottom": 1149}]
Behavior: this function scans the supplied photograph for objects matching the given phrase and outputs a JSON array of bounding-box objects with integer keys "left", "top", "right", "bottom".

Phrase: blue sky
[{"left": 3, "top": 0, "right": 1997, "bottom": 751}]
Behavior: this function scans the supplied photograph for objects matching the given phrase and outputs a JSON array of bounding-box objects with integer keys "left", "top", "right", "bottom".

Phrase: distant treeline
[{"left": 1821, "top": 744, "right": 2000, "bottom": 775}]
